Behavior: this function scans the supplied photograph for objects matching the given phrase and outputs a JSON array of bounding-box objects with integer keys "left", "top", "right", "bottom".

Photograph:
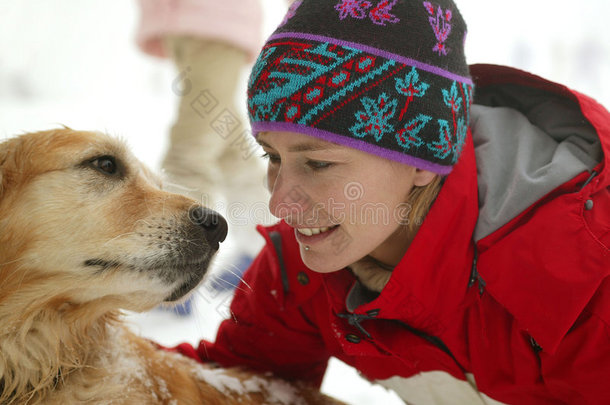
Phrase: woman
[{"left": 175, "top": 0, "right": 610, "bottom": 403}]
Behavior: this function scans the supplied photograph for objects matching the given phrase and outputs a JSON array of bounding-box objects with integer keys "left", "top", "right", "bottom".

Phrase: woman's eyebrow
[
  {"left": 256, "top": 139, "right": 272, "bottom": 149},
  {"left": 256, "top": 138, "right": 341, "bottom": 152},
  {"left": 288, "top": 142, "right": 340, "bottom": 152}
]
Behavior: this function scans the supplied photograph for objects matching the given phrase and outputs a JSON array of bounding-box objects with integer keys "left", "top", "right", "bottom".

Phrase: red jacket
[{"left": 177, "top": 65, "right": 610, "bottom": 404}]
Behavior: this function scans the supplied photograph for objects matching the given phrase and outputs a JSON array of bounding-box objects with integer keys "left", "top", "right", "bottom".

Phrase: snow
[
  {"left": 191, "top": 367, "right": 308, "bottom": 405},
  {"left": 192, "top": 368, "right": 247, "bottom": 396},
  {"left": 257, "top": 379, "right": 305, "bottom": 405},
  {"left": 1, "top": 1, "right": 608, "bottom": 404},
  {"left": 102, "top": 326, "right": 155, "bottom": 401}
]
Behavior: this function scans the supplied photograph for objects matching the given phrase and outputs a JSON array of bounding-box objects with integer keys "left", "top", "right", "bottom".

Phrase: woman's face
[{"left": 257, "top": 131, "right": 436, "bottom": 273}]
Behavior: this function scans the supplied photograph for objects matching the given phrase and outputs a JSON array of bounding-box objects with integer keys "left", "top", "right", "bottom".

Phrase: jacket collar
[
  {"left": 471, "top": 64, "right": 610, "bottom": 354},
  {"left": 470, "top": 63, "right": 610, "bottom": 192},
  {"left": 343, "top": 125, "right": 480, "bottom": 337}
]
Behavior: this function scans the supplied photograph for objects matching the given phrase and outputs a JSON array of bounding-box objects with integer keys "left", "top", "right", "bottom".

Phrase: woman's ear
[{"left": 413, "top": 169, "right": 437, "bottom": 187}]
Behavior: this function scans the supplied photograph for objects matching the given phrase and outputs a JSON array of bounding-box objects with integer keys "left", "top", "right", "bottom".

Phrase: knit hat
[{"left": 247, "top": 0, "right": 473, "bottom": 175}]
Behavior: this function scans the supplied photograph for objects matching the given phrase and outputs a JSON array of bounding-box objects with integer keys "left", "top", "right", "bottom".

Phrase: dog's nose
[{"left": 189, "top": 206, "right": 228, "bottom": 249}]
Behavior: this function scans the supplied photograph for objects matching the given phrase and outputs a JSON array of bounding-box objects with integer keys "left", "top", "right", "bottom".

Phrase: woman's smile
[{"left": 294, "top": 224, "right": 340, "bottom": 244}]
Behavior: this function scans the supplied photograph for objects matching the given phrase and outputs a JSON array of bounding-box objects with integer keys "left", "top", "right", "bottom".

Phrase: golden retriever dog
[{"left": 0, "top": 129, "right": 344, "bottom": 405}]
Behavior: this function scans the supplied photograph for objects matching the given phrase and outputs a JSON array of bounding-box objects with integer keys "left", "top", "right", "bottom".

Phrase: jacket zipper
[
  {"left": 393, "top": 319, "right": 467, "bottom": 373},
  {"left": 337, "top": 309, "right": 466, "bottom": 373},
  {"left": 270, "top": 230, "right": 467, "bottom": 373},
  {"left": 468, "top": 248, "right": 485, "bottom": 295}
]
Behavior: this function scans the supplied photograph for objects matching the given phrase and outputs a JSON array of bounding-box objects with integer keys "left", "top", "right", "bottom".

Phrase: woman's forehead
[{"left": 257, "top": 131, "right": 346, "bottom": 152}]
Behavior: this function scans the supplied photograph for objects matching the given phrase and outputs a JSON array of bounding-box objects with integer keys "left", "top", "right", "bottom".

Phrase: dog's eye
[{"left": 89, "top": 156, "right": 117, "bottom": 175}]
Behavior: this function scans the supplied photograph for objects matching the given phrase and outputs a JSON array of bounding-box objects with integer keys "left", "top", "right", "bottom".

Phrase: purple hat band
[{"left": 252, "top": 121, "right": 453, "bottom": 175}]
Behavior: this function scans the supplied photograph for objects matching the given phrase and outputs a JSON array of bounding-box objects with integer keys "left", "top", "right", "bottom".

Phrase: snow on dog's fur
[{"left": 0, "top": 128, "right": 343, "bottom": 405}]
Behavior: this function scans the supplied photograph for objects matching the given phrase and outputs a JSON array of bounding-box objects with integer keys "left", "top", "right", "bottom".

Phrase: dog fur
[{"left": 0, "top": 129, "right": 343, "bottom": 405}]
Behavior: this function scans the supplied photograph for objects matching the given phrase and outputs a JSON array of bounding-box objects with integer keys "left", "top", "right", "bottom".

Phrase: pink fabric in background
[{"left": 136, "top": 0, "right": 264, "bottom": 60}]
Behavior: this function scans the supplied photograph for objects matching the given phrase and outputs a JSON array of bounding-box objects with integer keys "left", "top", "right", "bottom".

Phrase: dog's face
[{"left": 0, "top": 129, "right": 227, "bottom": 311}]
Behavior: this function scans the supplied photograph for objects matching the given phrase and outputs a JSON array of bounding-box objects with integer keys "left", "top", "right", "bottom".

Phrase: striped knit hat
[{"left": 247, "top": 0, "right": 473, "bottom": 174}]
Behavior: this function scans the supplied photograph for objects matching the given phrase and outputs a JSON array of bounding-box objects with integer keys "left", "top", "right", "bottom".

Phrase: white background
[{"left": 1, "top": 1, "right": 608, "bottom": 404}]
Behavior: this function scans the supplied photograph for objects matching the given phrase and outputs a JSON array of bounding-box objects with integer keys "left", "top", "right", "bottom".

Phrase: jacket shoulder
[{"left": 471, "top": 64, "right": 610, "bottom": 353}]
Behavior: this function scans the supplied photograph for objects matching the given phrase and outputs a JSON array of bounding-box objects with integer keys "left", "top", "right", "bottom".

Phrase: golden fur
[{"left": 0, "top": 129, "right": 343, "bottom": 405}]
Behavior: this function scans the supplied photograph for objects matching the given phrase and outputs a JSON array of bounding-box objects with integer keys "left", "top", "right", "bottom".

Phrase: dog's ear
[
  {"left": 0, "top": 144, "right": 6, "bottom": 198},
  {"left": 0, "top": 139, "right": 14, "bottom": 200}
]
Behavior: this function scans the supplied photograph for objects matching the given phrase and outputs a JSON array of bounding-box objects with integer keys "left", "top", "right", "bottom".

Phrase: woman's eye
[
  {"left": 90, "top": 156, "right": 118, "bottom": 175},
  {"left": 307, "top": 160, "right": 333, "bottom": 170},
  {"left": 261, "top": 152, "right": 281, "bottom": 164}
]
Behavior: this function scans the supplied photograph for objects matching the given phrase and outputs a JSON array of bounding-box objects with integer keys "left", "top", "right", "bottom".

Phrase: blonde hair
[{"left": 405, "top": 175, "right": 443, "bottom": 231}]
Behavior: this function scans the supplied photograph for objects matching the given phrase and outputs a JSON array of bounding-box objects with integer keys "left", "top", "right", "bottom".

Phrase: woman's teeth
[{"left": 296, "top": 226, "right": 334, "bottom": 236}]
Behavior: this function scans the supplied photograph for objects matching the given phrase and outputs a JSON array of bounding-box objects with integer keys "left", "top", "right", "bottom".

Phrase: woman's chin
[{"left": 300, "top": 249, "right": 346, "bottom": 274}]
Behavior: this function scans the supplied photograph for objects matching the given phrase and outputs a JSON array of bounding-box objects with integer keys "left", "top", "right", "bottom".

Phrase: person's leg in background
[
  {"left": 162, "top": 36, "right": 246, "bottom": 207},
  {"left": 162, "top": 35, "right": 268, "bottom": 302}
]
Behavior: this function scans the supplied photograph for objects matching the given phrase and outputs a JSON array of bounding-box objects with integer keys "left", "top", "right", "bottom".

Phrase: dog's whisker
[
  {"left": 102, "top": 232, "right": 137, "bottom": 246},
  {"left": 183, "top": 238, "right": 205, "bottom": 248},
  {"left": 209, "top": 277, "right": 249, "bottom": 294},
  {"left": 160, "top": 197, "right": 168, "bottom": 218},
  {"left": 219, "top": 266, "right": 252, "bottom": 292},
  {"left": 140, "top": 199, "right": 151, "bottom": 218},
  {"left": 6, "top": 262, "right": 32, "bottom": 290},
  {"left": 136, "top": 194, "right": 154, "bottom": 219},
  {"left": 192, "top": 289, "right": 205, "bottom": 301},
  {"left": 163, "top": 181, "right": 197, "bottom": 193},
  {"left": 134, "top": 218, "right": 154, "bottom": 228},
  {"left": 199, "top": 339, "right": 210, "bottom": 360},
  {"left": 0, "top": 257, "right": 26, "bottom": 267}
]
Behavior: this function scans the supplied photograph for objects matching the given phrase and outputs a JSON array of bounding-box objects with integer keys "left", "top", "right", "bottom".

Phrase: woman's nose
[{"left": 268, "top": 172, "right": 308, "bottom": 221}]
